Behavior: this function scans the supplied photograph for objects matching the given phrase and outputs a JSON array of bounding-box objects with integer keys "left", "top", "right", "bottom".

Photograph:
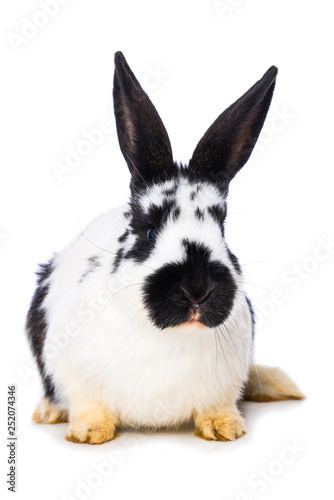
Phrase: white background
[{"left": 1, "top": 1, "right": 333, "bottom": 499}]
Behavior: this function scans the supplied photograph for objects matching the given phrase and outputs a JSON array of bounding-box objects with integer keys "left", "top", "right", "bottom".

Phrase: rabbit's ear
[
  {"left": 113, "top": 52, "right": 176, "bottom": 192},
  {"left": 188, "top": 66, "right": 278, "bottom": 191}
]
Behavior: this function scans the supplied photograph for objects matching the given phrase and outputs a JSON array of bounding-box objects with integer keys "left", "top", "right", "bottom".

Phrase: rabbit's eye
[{"left": 147, "top": 228, "right": 157, "bottom": 243}]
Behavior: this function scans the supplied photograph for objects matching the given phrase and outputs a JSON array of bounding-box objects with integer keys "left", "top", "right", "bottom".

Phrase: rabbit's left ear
[
  {"left": 113, "top": 52, "right": 176, "bottom": 192},
  {"left": 188, "top": 66, "right": 278, "bottom": 191}
]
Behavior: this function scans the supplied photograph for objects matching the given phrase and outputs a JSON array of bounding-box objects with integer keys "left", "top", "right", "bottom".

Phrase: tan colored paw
[
  {"left": 65, "top": 409, "right": 118, "bottom": 445},
  {"left": 32, "top": 397, "right": 68, "bottom": 424},
  {"left": 195, "top": 412, "right": 247, "bottom": 441}
]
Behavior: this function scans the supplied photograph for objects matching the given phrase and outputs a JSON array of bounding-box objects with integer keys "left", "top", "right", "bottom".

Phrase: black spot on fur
[
  {"left": 143, "top": 240, "right": 237, "bottom": 329},
  {"left": 112, "top": 248, "right": 124, "bottom": 272},
  {"left": 125, "top": 198, "right": 177, "bottom": 263},
  {"left": 26, "top": 260, "right": 56, "bottom": 401},
  {"left": 124, "top": 211, "right": 131, "bottom": 219},
  {"left": 208, "top": 204, "right": 226, "bottom": 224},
  {"left": 80, "top": 255, "right": 101, "bottom": 282},
  {"left": 226, "top": 247, "right": 242, "bottom": 275},
  {"left": 246, "top": 296, "right": 255, "bottom": 339},
  {"left": 195, "top": 208, "right": 205, "bottom": 221},
  {"left": 162, "top": 186, "right": 177, "bottom": 197},
  {"left": 118, "top": 229, "right": 130, "bottom": 243},
  {"left": 190, "top": 190, "right": 197, "bottom": 201},
  {"left": 173, "top": 207, "right": 181, "bottom": 221},
  {"left": 208, "top": 204, "right": 227, "bottom": 236}
]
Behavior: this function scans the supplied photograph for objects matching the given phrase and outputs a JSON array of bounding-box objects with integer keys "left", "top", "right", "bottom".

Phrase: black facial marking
[
  {"left": 162, "top": 185, "right": 177, "bottom": 197},
  {"left": 143, "top": 240, "right": 237, "bottom": 329},
  {"left": 208, "top": 204, "right": 226, "bottom": 224},
  {"left": 190, "top": 190, "right": 197, "bottom": 201},
  {"left": 226, "top": 247, "right": 242, "bottom": 275},
  {"left": 26, "top": 260, "right": 57, "bottom": 401},
  {"left": 112, "top": 248, "right": 124, "bottom": 273},
  {"left": 245, "top": 296, "right": 255, "bottom": 340},
  {"left": 125, "top": 198, "right": 178, "bottom": 263},
  {"left": 79, "top": 255, "right": 101, "bottom": 282},
  {"left": 118, "top": 229, "right": 130, "bottom": 243},
  {"left": 150, "top": 199, "right": 176, "bottom": 224},
  {"left": 173, "top": 207, "right": 181, "bottom": 221},
  {"left": 194, "top": 207, "right": 205, "bottom": 221}
]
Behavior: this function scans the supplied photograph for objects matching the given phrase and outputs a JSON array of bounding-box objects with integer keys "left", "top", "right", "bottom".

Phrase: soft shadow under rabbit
[{"left": 26, "top": 52, "right": 304, "bottom": 444}]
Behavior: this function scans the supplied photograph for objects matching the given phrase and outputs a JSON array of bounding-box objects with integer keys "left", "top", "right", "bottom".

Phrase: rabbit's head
[{"left": 112, "top": 52, "right": 277, "bottom": 330}]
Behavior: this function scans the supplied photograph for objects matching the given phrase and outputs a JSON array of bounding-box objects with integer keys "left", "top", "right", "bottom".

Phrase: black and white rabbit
[{"left": 26, "top": 52, "right": 304, "bottom": 444}]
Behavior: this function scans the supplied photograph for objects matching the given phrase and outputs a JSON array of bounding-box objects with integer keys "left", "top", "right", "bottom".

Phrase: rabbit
[{"left": 26, "top": 52, "right": 305, "bottom": 444}]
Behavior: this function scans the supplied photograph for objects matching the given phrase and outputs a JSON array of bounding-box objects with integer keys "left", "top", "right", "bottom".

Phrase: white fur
[{"left": 42, "top": 179, "right": 254, "bottom": 428}]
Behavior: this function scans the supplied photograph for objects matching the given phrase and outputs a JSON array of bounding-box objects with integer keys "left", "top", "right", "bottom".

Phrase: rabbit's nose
[{"left": 180, "top": 286, "right": 212, "bottom": 306}]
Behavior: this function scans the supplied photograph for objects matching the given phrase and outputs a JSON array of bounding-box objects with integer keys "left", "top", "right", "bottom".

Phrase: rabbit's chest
[
  {"left": 48, "top": 294, "right": 252, "bottom": 427},
  {"left": 93, "top": 327, "right": 248, "bottom": 427}
]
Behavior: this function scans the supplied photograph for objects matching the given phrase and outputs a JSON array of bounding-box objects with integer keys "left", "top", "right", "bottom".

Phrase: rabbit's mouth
[
  {"left": 189, "top": 308, "right": 200, "bottom": 322},
  {"left": 184, "top": 318, "right": 207, "bottom": 328},
  {"left": 175, "top": 319, "right": 208, "bottom": 331},
  {"left": 181, "top": 310, "right": 206, "bottom": 328}
]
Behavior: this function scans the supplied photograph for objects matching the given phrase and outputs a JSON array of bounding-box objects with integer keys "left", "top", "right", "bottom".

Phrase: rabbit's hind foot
[{"left": 32, "top": 396, "right": 68, "bottom": 424}]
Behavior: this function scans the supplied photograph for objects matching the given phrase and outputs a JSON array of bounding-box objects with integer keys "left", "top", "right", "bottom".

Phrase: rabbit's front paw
[
  {"left": 65, "top": 409, "right": 118, "bottom": 445},
  {"left": 195, "top": 411, "right": 246, "bottom": 441}
]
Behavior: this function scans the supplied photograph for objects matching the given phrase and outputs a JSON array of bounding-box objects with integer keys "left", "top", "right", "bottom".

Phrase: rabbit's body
[
  {"left": 39, "top": 178, "right": 253, "bottom": 429},
  {"left": 27, "top": 52, "right": 304, "bottom": 443}
]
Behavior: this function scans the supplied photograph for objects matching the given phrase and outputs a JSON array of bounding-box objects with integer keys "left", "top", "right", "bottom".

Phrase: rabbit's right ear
[{"left": 113, "top": 52, "right": 176, "bottom": 192}]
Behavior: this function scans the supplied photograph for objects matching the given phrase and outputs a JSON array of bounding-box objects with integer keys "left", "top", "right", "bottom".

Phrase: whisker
[
  {"left": 133, "top": 318, "right": 151, "bottom": 357},
  {"left": 125, "top": 153, "right": 153, "bottom": 196},
  {"left": 216, "top": 323, "right": 247, "bottom": 370},
  {"left": 239, "top": 260, "right": 281, "bottom": 267},
  {"left": 214, "top": 329, "right": 218, "bottom": 383},
  {"left": 91, "top": 283, "right": 143, "bottom": 331},
  {"left": 220, "top": 304, "right": 285, "bottom": 395},
  {"left": 214, "top": 326, "right": 232, "bottom": 375},
  {"left": 234, "top": 280, "right": 275, "bottom": 296},
  {"left": 79, "top": 227, "right": 118, "bottom": 256},
  {"left": 121, "top": 315, "right": 150, "bottom": 342}
]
